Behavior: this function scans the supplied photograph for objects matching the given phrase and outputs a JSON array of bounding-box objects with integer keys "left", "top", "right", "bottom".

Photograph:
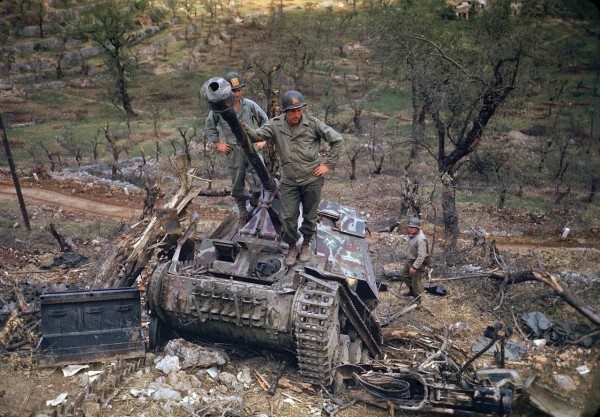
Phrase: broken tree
[{"left": 88, "top": 155, "right": 202, "bottom": 289}]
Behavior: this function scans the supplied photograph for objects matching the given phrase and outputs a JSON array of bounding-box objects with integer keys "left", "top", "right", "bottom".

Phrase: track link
[
  {"left": 294, "top": 279, "right": 340, "bottom": 385},
  {"left": 294, "top": 276, "right": 382, "bottom": 386}
]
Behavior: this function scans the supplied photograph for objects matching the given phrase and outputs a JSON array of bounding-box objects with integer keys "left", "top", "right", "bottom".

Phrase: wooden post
[{"left": 0, "top": 114, "right": 31, "bottom": 231}]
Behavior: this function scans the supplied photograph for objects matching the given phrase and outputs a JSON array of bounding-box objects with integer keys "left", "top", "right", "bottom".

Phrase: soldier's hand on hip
[
  {"left": 215, "top": 142, "right": 232, "bottom": 154},
  {"left": 314, "top": 163, "right": 329, "bottom": 177},
  {"left": 256, "top": 141, "right": 267, "bottom": 149}
]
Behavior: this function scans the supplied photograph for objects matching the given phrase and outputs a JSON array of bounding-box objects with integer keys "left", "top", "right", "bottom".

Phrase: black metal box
[{"left": 37, "top": 287, "right": 145, "bottom": 366}]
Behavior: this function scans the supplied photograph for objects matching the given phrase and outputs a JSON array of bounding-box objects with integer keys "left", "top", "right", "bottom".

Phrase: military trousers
[
  {"left": 402, "top": 260, "right": 425, "bottom": 296},
  {"left": 280, "top": 177, "right": 324, "bottom": 245},
  {"left": 228, "top": 144, "right": 261, "bottom": 203}
]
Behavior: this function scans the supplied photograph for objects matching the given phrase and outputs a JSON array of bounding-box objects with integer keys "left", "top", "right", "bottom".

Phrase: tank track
[
  {"left": 294, "top": 278, "right": 340, "bottom": 385},
  {"left": 294, "top": 276, "right": 381, "bottom": 386},
  {"left": 338, "top": 285, "right": 383, "bottom": 359}
]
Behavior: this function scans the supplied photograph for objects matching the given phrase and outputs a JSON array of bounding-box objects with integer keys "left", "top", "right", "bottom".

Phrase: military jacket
[
  {"left": 250, "top": 114, "right": 343, "bottom": 186},
  {"left": 407, "top": 230, "right": 429, "bottom": 269},
  {"left": 205, "top": 98, "right": 268, "bottom": 144}
]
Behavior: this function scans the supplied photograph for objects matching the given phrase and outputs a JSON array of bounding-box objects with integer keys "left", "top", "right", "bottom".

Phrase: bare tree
[
  {"left": 39, "top": 142, "right": 61, "bottom": 172},
  {"left": 196, "top": 135, "right": 220, "bottom": 191},
  {"left": 165, "top": 0, "right": 180, "bottom": 19},
  {"left": 200, "top": 0, "right": 222, "bottom": 19},
  {"left": 178, "top": 126, "right": 194, "bottom": 165},
  {"left": 103, "top": 122, "right": 126, "bottom": 179},
  {"left": 91, "top": 127, "right": 102, "bottom": 162},
  {"left": 343, "top": 134, "right": 365, "bottom": 181},
  {"left": 53, "top": 36, "right": 67, "bottom": 79},
  {"left": 468, "top": 139, "right": 517, "bottom": 209},
  {"left": 375, "top": 1, "right": 538, "bottom": 247},
  {"left": 587, "top": 177, "right": 598, "bottom": 203},
  {"left": 25, "top": 0, "right": 48, "bottom": 38},
  {"left": 75, "top": 0, "right": 146, "bottom": 118}
]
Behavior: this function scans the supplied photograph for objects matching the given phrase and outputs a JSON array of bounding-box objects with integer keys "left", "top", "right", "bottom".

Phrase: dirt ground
[{"left": 0, "top": 165, "right": 598, "bottom": 417}]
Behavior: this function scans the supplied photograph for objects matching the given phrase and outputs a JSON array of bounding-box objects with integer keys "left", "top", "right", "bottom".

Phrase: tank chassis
[{"left": 146, "top": 77, "right": 383, "bottom": 387}]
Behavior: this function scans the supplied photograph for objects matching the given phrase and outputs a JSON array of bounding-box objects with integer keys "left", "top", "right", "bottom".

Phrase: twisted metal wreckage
[{"left": 33, "top": 77, "right": 592, "bottom": 417}]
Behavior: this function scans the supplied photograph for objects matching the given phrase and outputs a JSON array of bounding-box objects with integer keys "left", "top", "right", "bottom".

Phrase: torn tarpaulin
[
  {"left": 522, "top": 312, "right": 552, "bottom": 337},
  {"left": 522, "top": 312, "right": 596, "bottom": 347}
]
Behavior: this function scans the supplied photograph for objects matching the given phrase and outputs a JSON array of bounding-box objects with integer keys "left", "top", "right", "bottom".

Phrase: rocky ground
[{"left": 0, "top": 161, "right": 598, "bottom": 417}]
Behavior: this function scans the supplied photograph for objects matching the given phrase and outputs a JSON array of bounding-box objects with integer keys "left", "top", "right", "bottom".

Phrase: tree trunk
[
  {"left": 372, "top": 155, "right": 383, "bottom": 175},
  {"left": 49, "top": 223, "right": 75, "bottom": 252},
  {"left": 441, "top": 183, "right": 459, "bottom": 247},
  {"left": 353, "top": 108, "right": 363, "bottom": 133},
  {"left": 498, "top": 188, "right": 507, "bottom": 209},
  {"left": 516, "top": 184, "right": 523, "bottom": 197},
  {"left": 409, "top": 76, "right": 427, "bottom": 160},
  {"left": 114, "top": 48, "right": 136, "bottom": 117},
  {"left": 587, "top": 177, "right": 598, "bottom": 203}
]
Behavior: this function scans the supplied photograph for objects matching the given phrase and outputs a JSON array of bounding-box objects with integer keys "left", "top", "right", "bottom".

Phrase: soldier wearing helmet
[
  {"left": 204, "top": 71, "right": 268, "bottom": 226},
  {"left": 243, "top": 90, "right": 343, "bottom": 267},
  {"left": 402, "top": 216, "right": 430, "bottom": 299}
]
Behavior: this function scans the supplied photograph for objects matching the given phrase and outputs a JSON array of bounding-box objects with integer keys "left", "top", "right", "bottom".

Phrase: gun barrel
[{"left": 200, "top": 77, "right": 276, "bottom": 192}]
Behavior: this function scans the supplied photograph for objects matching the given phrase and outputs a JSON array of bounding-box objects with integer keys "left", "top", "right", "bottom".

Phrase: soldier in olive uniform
[
  {"left": 204, "top": 71, "right": 268, "bottom": 226},
  {"left": 402, "top": 216, "right": 430, "bottom": 299},
  {"left": 243, "top": 90, "right": 343, "bottom": 266}
]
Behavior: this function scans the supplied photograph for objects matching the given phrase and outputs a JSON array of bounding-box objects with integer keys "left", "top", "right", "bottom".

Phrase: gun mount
[{"left": 146, "top": 77, "right": 382, "bottom": 387}]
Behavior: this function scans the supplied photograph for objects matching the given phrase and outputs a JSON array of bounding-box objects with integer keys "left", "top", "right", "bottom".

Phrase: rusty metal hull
[
  {"left": 147, "top": 264, "right": 298, "bottom": 352},
  {"left": 147, "top": 257, "right": 382, "bottom": 386},
  {"left": 147, "top": 77, "right": 383, "bottom": 387}
]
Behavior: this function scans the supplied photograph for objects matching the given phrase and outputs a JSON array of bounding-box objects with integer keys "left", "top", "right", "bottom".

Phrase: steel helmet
[
  {"left": 224, "top": 71, "right": 245, "bottom": 89},
  {"left": 281, "top": 90, "right": 307, "bottom": 112},
  {"left": 407, "top": 216, "right": 421, "bottom": 228}
]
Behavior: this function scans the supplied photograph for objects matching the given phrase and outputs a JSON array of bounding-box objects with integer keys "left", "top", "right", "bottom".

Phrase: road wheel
[{"left": 349, "top": 339, "right": 363, "bottom": 364}]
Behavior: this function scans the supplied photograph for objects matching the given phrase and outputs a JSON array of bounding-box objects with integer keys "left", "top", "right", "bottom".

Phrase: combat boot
[
  {"left": 277, "top": 240, "right": 290, "bottom": 255},
  {"left": 284, "top": 244, "right": 298, "bottom": 267},
  {"left": 299, "top": 238, "right": 311, "bottom": 262},
  {"left": 400, "top": 288, "right": 414, "bottom": 297}
]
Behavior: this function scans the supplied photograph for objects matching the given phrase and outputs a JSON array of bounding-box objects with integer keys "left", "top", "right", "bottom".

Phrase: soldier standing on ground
[
  {"left": 401, "top": 216, "right": 430, "bottom": 299},
  {"left": 204, "top": 71, "right": 268, "bottom": 226},
  {"left": 243, "top": 90, "right": 344, "bottom": 267}
]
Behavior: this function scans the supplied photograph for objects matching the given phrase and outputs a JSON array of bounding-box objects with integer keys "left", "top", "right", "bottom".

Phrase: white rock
[
  {"left": 152, "top": 387, "right": 182, "bottom": 402},
  {"left": 207, "top": 366, "right": 219, "bottom": 379},
  {"left": 155, "top": 355, "right": 181, "bottom": 375}
]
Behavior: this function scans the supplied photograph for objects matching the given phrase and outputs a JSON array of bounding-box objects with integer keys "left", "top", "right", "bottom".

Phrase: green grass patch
[
  {"left": 365, "top": 89, "right": 411, "bottom": 116},
  {"left": 457, "top": 189, "right": 559, "bottom": 212}
]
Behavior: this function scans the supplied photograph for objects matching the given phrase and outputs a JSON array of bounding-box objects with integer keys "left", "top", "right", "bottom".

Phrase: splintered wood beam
[{"left": 89, "top": 155, "right": 202, "bottom": 289}]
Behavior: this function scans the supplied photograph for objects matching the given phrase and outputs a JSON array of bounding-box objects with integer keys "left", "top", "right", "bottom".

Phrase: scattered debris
[
  {"left": 522, "top": 311, "right": 597, "bottom": 347},
  {"left": 523, "top": 375, "right": 584, "bottom": 417},
  {"left": 39, "top": 252, "right": 89, "bottom": 269},
  {"left": 61, "top": 364, "right": 89, "bottom": 377},
  {"left": 45, "top": 392, "right": 68, "bottom": 407}
]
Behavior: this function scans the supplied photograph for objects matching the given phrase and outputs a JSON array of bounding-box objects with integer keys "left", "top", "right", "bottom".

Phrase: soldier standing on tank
[
  {"left": 401, "top": 216, "right": 430, "bottom": 299},
  {"left": 204, "top": 71, "right": 268, "bottom": 227},
  {"left": 243, "top": 90, "right": 343, "bottom": 267}
]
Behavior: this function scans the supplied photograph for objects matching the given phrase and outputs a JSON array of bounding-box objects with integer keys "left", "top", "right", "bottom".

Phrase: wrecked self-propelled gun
[{"left": 146, "top": 77, "right": 383, "bottom": 387}]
